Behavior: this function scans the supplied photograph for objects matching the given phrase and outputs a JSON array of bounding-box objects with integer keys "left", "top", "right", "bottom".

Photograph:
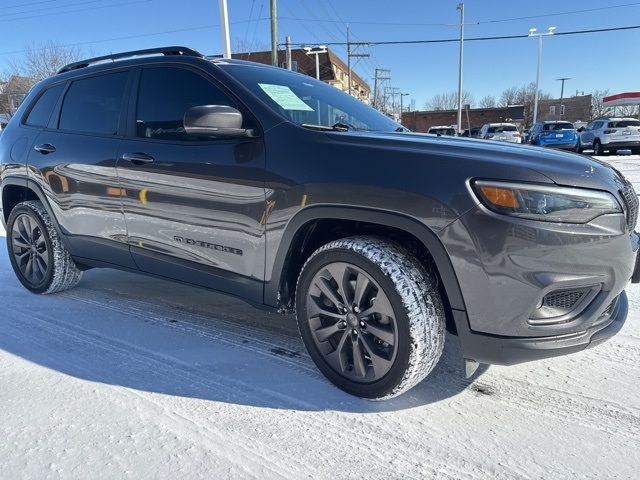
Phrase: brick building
[
  {"left": 402, "top": 105, "right": 525, "bottom": 133},
  {"left": 535, "top": 95, "right": 592, "bottom": 124},
  {"left": 402, "top": 94, "right": 593, "bottom": 133},
  {"left": 231, "top": 48, "right": 370, "bottom": 104}
]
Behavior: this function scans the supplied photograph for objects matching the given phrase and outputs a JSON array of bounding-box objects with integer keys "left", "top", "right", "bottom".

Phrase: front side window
[
  {"left": 25, "top": 84, "right": 64, "bottom": 127},
  {"left": 136, "top": 67, "right": 246, "bottom": 141},
  {"left": 59, "top": 72, "right": 128, "bottom": 135}
]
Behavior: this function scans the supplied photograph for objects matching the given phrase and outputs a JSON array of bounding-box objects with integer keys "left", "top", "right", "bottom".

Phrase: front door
[{"left": 116, "top": 65, "right": 266, "bottom": 301}]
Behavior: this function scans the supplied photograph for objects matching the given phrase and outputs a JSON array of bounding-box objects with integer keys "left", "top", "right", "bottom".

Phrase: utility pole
[
  {"left": 373, "top": 68, "right": 391, "bottom": 110},
  {"left": 270, "top": 0, "right": 278, "bottom": 66},
  {"left": 456, "top": 3, "right": 465, "bottom": 135},
  {"left": 556, "top": 77, "right": 570, "bottom": 120},
  {"left": 400, "top": 93, "right": 409, "bottom": 115},
  {"left": 346, "top": 26, "right": 369, "bottom": 98},
  {"left": 285, "top": 36, "right": 292, "bottom": 70},
  {"left": 529, "top": 26, "right": 556, "bottom": 125},
  {"left": 218, "top": 0, "right": 231, "bottom": 59}
]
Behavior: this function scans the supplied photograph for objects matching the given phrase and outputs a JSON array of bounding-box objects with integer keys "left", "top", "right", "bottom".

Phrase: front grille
[
  {"left": 621, "top": 185, "right": 639, "bottom": 231},
  {"left": 543, "top": 289, "right": 587, "bottom": 310}
]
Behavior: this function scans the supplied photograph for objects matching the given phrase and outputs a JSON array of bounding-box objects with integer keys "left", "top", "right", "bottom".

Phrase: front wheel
[
  {"left": 6, "top": 200, "right": 83, "bottom": 294},
  {"left": 295, "top": 236, "right": 446, "bottom": 399}
]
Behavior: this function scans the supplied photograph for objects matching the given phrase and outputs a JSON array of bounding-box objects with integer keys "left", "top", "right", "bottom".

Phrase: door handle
[
  {"left": 34, "top": 144, "right": 56, "bottom": 155},
  {"left": 121, "top": 152, "right": 155, "bottom": 165}
]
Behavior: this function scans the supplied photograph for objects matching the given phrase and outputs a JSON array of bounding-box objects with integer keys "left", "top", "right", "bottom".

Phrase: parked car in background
[
  {"left": 479, "top": 123, "right": 522, "bottom": 143},
  {"left": 461, "top": 128, "right": 481, "bottom": 138},
  {"left": 529, "top": 121, "right": 579, "bottom": 150},
  {"left": 427, "top": 125, "right": 456, "bottom": 136},
  {"left": 578, "top": 117, "right": 640, "bottom": 155}
]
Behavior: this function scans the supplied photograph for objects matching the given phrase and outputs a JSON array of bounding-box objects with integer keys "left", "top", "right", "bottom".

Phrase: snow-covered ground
[{"left": 1, "top": 156, "right": 639, "bottom": 479}]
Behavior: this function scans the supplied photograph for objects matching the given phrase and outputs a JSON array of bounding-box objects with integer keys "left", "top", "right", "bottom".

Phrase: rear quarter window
[{"left": 24, "top": 84, "right": 65, "bottom": 127}]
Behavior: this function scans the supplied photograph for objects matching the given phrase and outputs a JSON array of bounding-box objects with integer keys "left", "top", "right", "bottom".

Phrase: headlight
[{"left": 472, "top": 180, "right": 622, "bottom": 223}]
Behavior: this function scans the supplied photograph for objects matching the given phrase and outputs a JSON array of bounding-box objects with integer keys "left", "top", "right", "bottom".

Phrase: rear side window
[
  {"left": 25, "top": 84, "right": 64, "bottom": 127},
  {"left": 135, "top": 67, "right": 244, "bottom": 141},
  {"left": 609, "top": 120, "right": 640, "bottom": 128},
  {"left": 59, "top": 72, "right": 128, "bottom": 135}
]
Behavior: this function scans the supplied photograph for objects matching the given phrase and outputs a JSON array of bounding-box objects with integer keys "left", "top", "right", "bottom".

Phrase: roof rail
[{"left": 57, "top": 46, "right": 203, "bottom": 74}]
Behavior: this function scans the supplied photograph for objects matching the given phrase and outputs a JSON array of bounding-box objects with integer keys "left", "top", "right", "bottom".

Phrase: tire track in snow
[
  {"left": 5, "top": 310, "right": 467, "bottom": 480},
  {"left": 64, "top": 288, "right": 639, "bottom": 444},
  {"left": 1, "top": 315, "right": 311, "bottom": 480}
]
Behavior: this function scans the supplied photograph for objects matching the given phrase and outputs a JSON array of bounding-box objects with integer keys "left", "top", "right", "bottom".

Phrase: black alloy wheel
[
  {"left": 305, "top": 261, "right": 398, "bottom": 383},
  {"left": 10, "top": 213, "right": 50, "bottom": 287}
]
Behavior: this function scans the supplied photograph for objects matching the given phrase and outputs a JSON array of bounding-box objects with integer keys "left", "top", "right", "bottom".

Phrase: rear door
[
  {"left": 116, "top": 65, "right": 266, "bottom": 301},
  {"left": 26, "top": 70, "right": 135, "bottom": 267}
]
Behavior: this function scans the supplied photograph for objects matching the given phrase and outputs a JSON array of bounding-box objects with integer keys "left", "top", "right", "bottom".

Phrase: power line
[
  {"left": 290, "top": 24, "right": 640, "bottom": 47},
  {"left": 278, "top": 2, "right": 640, "bottom": 27},
  {"left": 0, "top": 19, "right": 270, "bottom": 57},
  {"left": 0, "top": 0, "right": 153, "bottom": 24}
]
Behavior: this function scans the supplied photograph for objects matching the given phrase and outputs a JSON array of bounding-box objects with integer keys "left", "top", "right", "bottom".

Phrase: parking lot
[{"left": 1, "top": 155, "right": 638, "bottom": 479}]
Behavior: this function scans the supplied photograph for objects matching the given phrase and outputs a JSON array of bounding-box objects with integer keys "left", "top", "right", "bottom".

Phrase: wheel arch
[
  {"left": 265, "top": 206, "right": 466, "bottom": 316},
  {"left": 1, "top": 177, "right": 70, "bottom": 250}
]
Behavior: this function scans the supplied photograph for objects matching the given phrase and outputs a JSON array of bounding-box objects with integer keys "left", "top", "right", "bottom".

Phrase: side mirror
[
  {"left": 577, "top": 127, "right": 585, "bottom": 132},
  {"left": 183, "top": 105, "right": 251, "bottom": 138}
]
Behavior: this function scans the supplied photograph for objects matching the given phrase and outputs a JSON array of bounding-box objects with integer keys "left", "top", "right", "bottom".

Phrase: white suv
[
  {"left": 479, "top": 123, "right": 522, "bottom": 143},
  {"left": 578, "top": 117, "right": 640, "bottom": 155}
]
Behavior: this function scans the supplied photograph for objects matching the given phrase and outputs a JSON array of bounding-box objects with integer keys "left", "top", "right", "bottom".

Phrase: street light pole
[
  {"left": 456, "top": 3, "right": 465, "bottom": 135},
  {"left": 218, "top": 0, "right": 231, "bottom": 59},
  {"left": 556, "top": 77, "right": 570, "bottom": 120},
  {"left": 529, "top": 26, "right": 556, "bottom": 126},
  {"left": 304, "top": 46, "right": 327, "bottom": 80}
]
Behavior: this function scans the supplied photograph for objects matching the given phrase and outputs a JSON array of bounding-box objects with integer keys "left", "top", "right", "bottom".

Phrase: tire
[
  {"left": 295, "top": 236, "right": 446, "bottom": 399},
  {"left": 593, "top": 140, "right": 606, "bottom": 156},
  {"left": 6, "top": 200, "right": 83, "bottom": 294}
]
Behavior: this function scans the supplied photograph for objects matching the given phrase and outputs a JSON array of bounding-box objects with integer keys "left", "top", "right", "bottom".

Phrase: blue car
[{"left": 529, "top": 121, "right": 579, "bottom": 150}]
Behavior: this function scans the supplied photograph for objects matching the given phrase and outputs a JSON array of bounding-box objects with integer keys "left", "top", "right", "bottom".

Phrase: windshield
[
  {"left": 544, "top": 122, "right": 574, "bottom": 131},
  {"left": 609, "top": 120, "right": 640, "bottom": 128},
  {"left": 220, "top": 63, "right": 402, "bottom": 132},
  {"left": 488, "top": 125, "right": 517, "bottom": 133}
]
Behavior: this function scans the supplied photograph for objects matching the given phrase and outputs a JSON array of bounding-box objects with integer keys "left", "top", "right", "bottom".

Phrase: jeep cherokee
[{"left": 1, "top": 47, "right": 638, "bottom": 399}]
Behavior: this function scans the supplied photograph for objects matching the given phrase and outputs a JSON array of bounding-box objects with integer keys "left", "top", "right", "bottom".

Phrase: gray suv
[{"left": 1, "top": 47, "right": 638, "bottom": 399}]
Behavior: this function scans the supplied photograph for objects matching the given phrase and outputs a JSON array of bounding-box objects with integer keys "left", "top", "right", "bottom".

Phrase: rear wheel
[
  {"left": 295, "top": 236, "right": 446, "bottom": 399},
  {"left": 6, "top": 201, "right": 82, "bottom": 294},
  {"left": 593, "top": 140, "right": 605, "bottom": 156}
]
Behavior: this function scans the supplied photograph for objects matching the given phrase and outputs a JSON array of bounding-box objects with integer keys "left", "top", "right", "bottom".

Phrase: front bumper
[
  {"left": 453, "top": 291, "right": 628, "bottom": 365},
  {"left": 439, "top": 201, "right": 637, "bottom": 365}
]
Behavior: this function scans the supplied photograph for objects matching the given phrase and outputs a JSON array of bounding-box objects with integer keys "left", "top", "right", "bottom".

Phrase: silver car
[
  {"left": 479, "top": 123, "right": 522, "bottom": 144},
  {"left": 578, "top": 117, "right": 640, "bottom": 155}
]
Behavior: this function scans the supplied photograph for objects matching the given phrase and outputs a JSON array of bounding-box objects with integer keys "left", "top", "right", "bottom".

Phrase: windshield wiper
[{"left": 300, "top": 122, "right": 352, "bottom": 132}]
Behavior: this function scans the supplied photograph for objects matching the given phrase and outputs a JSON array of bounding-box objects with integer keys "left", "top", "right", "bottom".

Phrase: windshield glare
[
  {"left": 488, "top": 125, "right": 517, "bottom": 133},
  {"left": 544, "top": 123, "right": 574, "bottom": 131},
  {"left": 221, "top": 63, "right": 402, "bottom": 132}
]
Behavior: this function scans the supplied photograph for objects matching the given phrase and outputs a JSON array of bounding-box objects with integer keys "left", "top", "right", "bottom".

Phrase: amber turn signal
[{"left": 478, "top": 186, "right": 520, "bottom": 209}]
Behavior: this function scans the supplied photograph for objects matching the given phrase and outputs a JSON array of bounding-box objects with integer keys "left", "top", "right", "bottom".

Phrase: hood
[{"left": 328, "top": 130, "right": 629, "bottom": 193}]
